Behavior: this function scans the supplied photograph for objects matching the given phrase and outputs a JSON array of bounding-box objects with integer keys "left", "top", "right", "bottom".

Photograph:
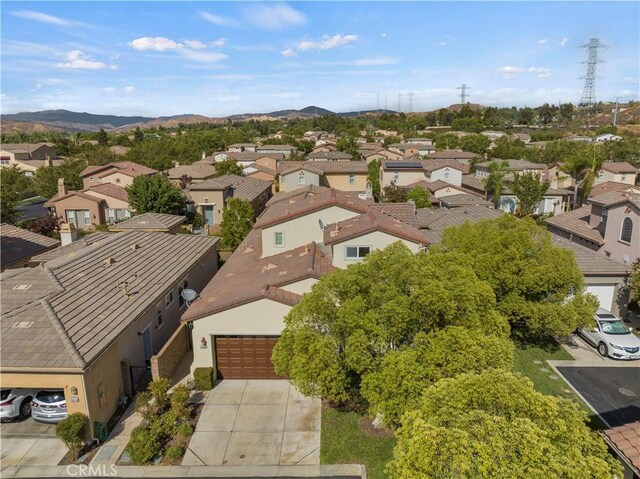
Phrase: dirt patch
[
  {"left": 358, "top": 416, "right": 394, "bottom": 438},
  {"left": 58, "top": 443, "right": 100, "bottom": 465}
]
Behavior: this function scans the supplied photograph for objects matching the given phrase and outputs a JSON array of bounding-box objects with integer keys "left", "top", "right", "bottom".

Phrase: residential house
[
  {"left": 566, "top": 135, "right": 593, "bottom": 143},
  {"left": 589, "top": 181, "right": 635, "bottom": 198},
  {"left": 256, "top": 145, "right": 297, "bottom": 157},
  {"left": 80, "top": 161, "right": 157, "bottom": 189},
  {"left": 188, "top": 175, "right": 273, "bottom": 228},
  {"left": 547, "top": 163, "right": 575, "bottom": 189},
  {"left": 545, "top": 189, "right": 640, "bottom": 266},
  {"left": 403, "top": 138, "right": 434, "bottom": 145},
  {"left": 1, "top": 231, "right": 219, "bottom": 437},
  {"left": 388, "top": 143, "right": 436, "bottom": 156},
  {"left": 242, "top": 163, "right": 278, "bottom": 192},
  {"left": 0, "top": 223, "right": 60, "bottom": 271},
  {"left": 595, "top": 162, "right": 638, "bottom": 186},
  {"left": 602, "top": 422, "right": 640, "bottom": 479},
  {"left": 361, "top": 148, "right": 403, "bottom": 164},
  {"left": 307, "top": 151, "right": 352, "bottom": 161},
  {"left": 224, "top": 152, "right": 284, "bottom": 169},
  {"left": 167, "top": 163, "right": 217, "bottom": 186},
  {"left": 595, "top": 133, "right": 622, "bottom": 143},
  {"left": 475, "top": 159, "right": 546, "bottom": 182},
  {"left": 183, "top": 187, "right": 429, "bottom": 379},
  {"left": 429, "top": 150, "right": 480, "bottom": 165},
  {"left": 379, "top": 159, "right": 469, "bottom": 190},
  {"left": 311, "top": 144, "right": 336, "bottom": 153},
  {"left": 228, "top": 143, "right": 258, "bottom": 153},
  {"left": 435, "top": 193, "right": 493, "bottom": 208},
  {"left": 278, "top": 161, "right": 370, "bottom": 196},
  {"left": 109, "top": 213, "right": 185, "bottom": 234},
  {"left": 481, "top": 130, "right": 506, "bottom": 140},
  {"left": 0, "top": 143, "right": 60, "bottom": 175}
]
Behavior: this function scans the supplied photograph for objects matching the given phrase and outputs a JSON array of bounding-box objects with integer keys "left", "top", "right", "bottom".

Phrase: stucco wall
[
  {"left": 281, "top": 169, "right": 320, "bottom": 192},
  {"left": 188, "top": 189, "right": 225, "bottom": 226},
  {"left": 323, "top": 173, "right": 367, "bottom": 192},
  {"left": 190, "top": 298, "right": 291, "bottom": 374},
  {"left": 98, "top": 172, "right": 135, "bottom": 188},
  {"left": 84, "top": 191, "right": 130, "bottom": 210},
  {"left": 53, "top": 195, "right": 103, "bottom": 226},
  {"left": 584, "top": 276, "right": 629, "bottom": 317},
  {"left": 429, "top": 168, "right": 462, "bottom": 186},
  {"left": 331, "top": 233, "right": 420, "bottom": 269},
  {"left": 83, "top": 343, "right": 124, "bottom": 426},
  {"left": 433, "top": 186, "right": 467, "bottom": 198},
  {"left": 261, "top": 206, "right": 360, "bottom": 257},
  {"left": 279, "top": 277, "right": 318, "bottom": 295},
  {"left": 596, "top": 170, "right": 637, "bottom": 185},
  {"left": 601, "top": 203, "right": 640, "bottom": 265},
  {"left": 380, "top": 168, "right": 425, "bottom": 188}
]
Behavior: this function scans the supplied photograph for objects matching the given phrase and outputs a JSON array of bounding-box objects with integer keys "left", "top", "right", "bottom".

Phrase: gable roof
[
  {"left": 550, "top": 236, "right": 630, "bottom": 276},
  {"left": 588, "top": 190, "right": 640, "bottom": 209},
  {"left": 544, "top": 206, "right": 605, "bottom": 245},
  {"left": 31, "top": 233, "right": 112, "bottom": 264},
  {"left": 307, "top": 151, "right": 352, "bottom": 160},
  {"left": 476, "top": 159, "right": 546, "bottom": 170},
  {"left": 109, "top": 213, "right": 185, "bottom": 232},
  {"left": 279, "top": 160, "right": 368, "bottom": 174},
  {"left": 600, "top": 161, "right": 638, "bottom": 174},
  {"left": 243, "top": 163, "right": 277, "bottom": 176},
  {"left": 80, "top": 161, "right": 157, "bottom": 179},
  {"left": 86, "top": 183, "right": 129, "bottom": 202},
  {"left": 167, "top": 164, "right": 217, "bottom": 179},
  {"left": 257, "top": 144, "right": 296, "bottom": 151},
  {"left": 0, "top": 143, "right": 53, "bottom": 154},
  {"left": 1, "top": 232, "right": 219, "bottom": 369},
  {"left": 182, "top": 228, "right": 333, "bottom": 321},
  {"left": 416, "top": 205, "right": 504, "bottom": 231},
  {"left": 589, "top": 181, "right": 637, "bottom": 198},
  {"left": 437, "top": 193, "right": 493, "bottom": 208},
  {"left": 225, "top": 151, "right": 284, "bottom": 162},
  {"left": 189, "top": 175, "right": 273, "bottom": 202},
  {"left": 429, "top": 150, "right": 479, "bottom": 160},
  {"left": 1, "top": 224, "right": 60, "bottom": 268},
  {"left": 44, "top": 189, "right": 105, "bottom": 207},
  {"left": 369, "top": 203, "right": 419, "bottom": 227}
]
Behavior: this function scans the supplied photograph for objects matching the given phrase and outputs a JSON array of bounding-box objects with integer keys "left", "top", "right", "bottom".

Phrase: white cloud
[
  {"left": 243, "top": 3, "right": 307, "bottom": 31},
  {"left": 181, "top": 49, "right": 227, "bottom": 63},
  {"left": 40, "top": 78, "right": 68, "bottom": 86},
  {"left": 560, "top": 37, "right": 569, "bottom": 47},
  {"left": 437, "top": 35, "right": 456, "bottom": 46},
  {"left": 538, "top": 38, "right": 547, "bottom": 45},
  {"left": 381, "top": 33, "right": 388, "bottom": 38},
  {"left": 528, "top": 67, "right": 552, "bottom": 78},
  {"left": 130, "top": 37, "right": 183, "bottom": 51},
  {"left": 271, "top": 92, "right": 302, "bottom": 99},
  {"left": 350, "top": 57, "right": 397, "bottom": 66},
  {"left": 123, "top": 86, "right": 135, "bottom": 93},
  {"left": 102, "top": 87, "right": 116, "bottom": 93},
  {"left": 498, "top": 66, "right": 552, "bottom": 79},
  {"left": 281, "top": 48, "right": 296, "bottom": 57},
  {"left": 184, "top": 40, "right": 207, "bottom": 50},
  {"left": 623, "top": 76, "right": 639, "bottom": 85},
  {"left": 11, "top": 10, "right": 70, "bottom": 26},
  {"left": 211, "top": 38, "right": 228, "bottom": 48},
  {"left": 56, "top": 50, "right": 111, "bottom": 70},
  {"left": 199, "top": 11, "right": 241, "bottom": 27},
  {"left": 298, "top": 34, "right": 358, "bottom": 52}
]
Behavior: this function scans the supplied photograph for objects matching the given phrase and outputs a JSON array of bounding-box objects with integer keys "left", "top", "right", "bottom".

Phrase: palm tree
[
  {"left": 483, "top": 160, "right": 509, "bottom": 209},
  {"left": 566, "top": 144, "right": 604, "bottom": 207}
]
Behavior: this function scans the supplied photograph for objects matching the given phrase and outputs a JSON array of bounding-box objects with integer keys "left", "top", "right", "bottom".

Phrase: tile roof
[
  {"left": 602, "top": 422, "right": 640, "bottom": 475},
  {"left": 601, "top": 161, "right": 638, "bottom": 174},
  {"left": 544, "top": 206, "right": 605, "bottom": 245},
  {"left": 109, "top": 213, "right": 185, "bottom": 232},
  {"left": 189, "top": 175, "right": 273, "bottom": 202},
  {"left": 265, "top": 185, "right": 328, "bottom": 206},
  {"left": 550, "top": 236, "right": 630, "bottom": 276},
  {"left": 461, "top": 174, "right": 487, "bottom": 192},
  {"left": 229, "top": 143, "right": 258, "bottom": 148},
  {"left": 381, "top": 159, "right": 469, "bottom": 174},
  {"left": 243, "top": 163, "right": 277, "bottom": 176},
  {"left": 0, "top": 224, "right": 60, "bottom": 268},
  {"left": 429, "top": 150, "right": 479, "bottom": 160},
  {"left": 369, "top": 203, "right": 419, "bottom": 227},
  {"left": 416, "top": 205, "right": 504, "bottom": 231},
  {"left": 255, "top": 188, "right": 370, "bottom": 229},
  {"left": 589, "top": 181, "right": 637, "bottom": 198},
  {"left": 1, "top": 143, "right": 52, "bottom": 153},
  {"left": 397, "top": 143, "right": 436, "bottom": 151},
  {"left": 80, "top": 161, "right": 157, "bottom": 178},
  {"left": 167, "top": 164, "right": 217, "bottom": 179},
  {"left": 257, "top": 145, "right": 296, "bottom": 151},
  {"left": 1, "top": 232, "right": 219, "bottom": 369},
  {"left": 437, "top": 193, "right": 493, "bottom": 208},
  {"left": 182, "top": 229, "right": 333, "bottom": 320},
  {"left": 31, "top": 233, "right": 112, "bottom": 263},
  {"left": 225, "top": 151, "right": 284, "bottom": 162},
  {"left": 307, "top": 151, "right": 352, "bottom": 160},
  {"left": 86, "top": 183, "right": 129, "bottom": 202},
  {"left": 279, "top": 160, "right": 368, "bottom": 174},
  {"left": 44, "top": 190, "right": 104, "bottom": 208},
  {"left": 588, "top": 190, "right": 640, "bottom": 209},
  {"left": 476, "top": 159, "right": 546, "bottom": 170},
  {"left": 324, "top": 209, "right": 429, "bottom": 246}
]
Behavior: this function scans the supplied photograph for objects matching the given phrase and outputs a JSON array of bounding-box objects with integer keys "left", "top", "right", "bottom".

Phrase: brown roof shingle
[
  {"left": 544, "top": 206, "right": 605, "bottom": 245},
  {"left": 601, "top": 161, "right": 638, "bottom": 174},
  {"left": 603, "top": 422, "right": 640, "bottom": 475},
  {"left": 0, "top": 224, "right": 60, "bottom": 268},
  {"left": 109, "top": 213, "right": 185, "bottom": 232}
]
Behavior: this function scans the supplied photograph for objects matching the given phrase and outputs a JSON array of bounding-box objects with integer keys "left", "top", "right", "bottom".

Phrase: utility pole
[
  {"left": 579, "top": 38, "right": 606, "bottom": 108},
  {"left": 613, "top": 96, "right": 621, "bottom": 126},
  {"left": 456, "top": 84, "right": 470, "bottom": 104},
  {"left": 407, "top": 92, "right": 414, "bottom": 113}
]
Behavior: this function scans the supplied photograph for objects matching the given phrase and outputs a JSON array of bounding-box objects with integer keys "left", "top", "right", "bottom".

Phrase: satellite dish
[
  {"left": 318, "top": 219, "right": 325, "bottom": 230},
  {"left": 181, "top": 289, "right": 197, "bottom": 305}
]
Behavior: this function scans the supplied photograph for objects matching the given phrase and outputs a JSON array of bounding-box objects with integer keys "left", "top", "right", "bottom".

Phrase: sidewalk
[{"left": 90, "top": 402, "right": 142, "bottom": 466}]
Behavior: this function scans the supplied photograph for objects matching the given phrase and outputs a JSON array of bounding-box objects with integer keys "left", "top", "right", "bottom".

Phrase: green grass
[
  {"left": 513, "top": 341, "right": 575, "bottom": 398},
  {"left": 321, "top": 404, "right": 395, "bottom": 479}
]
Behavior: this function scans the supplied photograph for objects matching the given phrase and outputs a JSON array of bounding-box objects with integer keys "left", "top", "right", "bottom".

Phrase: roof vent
[
  {"left": 104, "top": 257, "right": 116, "bottom": 267},
  {"left": 130, "top": 243, "right": 140, "bottom": 251},
  {"left": 13, "top": 284, "right": 32, "bottom": 290},
  {"left": 12, "top": 321, "right": 34, "bottom": 329}
]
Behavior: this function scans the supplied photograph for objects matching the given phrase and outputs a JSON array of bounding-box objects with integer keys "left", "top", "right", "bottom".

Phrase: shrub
[
  {"left": 175, "top": 423, "right": 194, "bottom": 437},
  {"left": 165, "top": 445, "right": 185, "bottom": 460},
  {"left": 55, "top": 413, "right": 88, "bottom": 459},
  {"left": 193, "top": 367, "right": 214, "bottom": 390},
  {"left": 148, "top": 378, "right": 170, "bottom": 412},
  {"left": 170, "top": 385, "right": 191, "bottom": 417},
  {"left": 126, "top": 426, "right": 162, "bottom": 464},
  {"left": 152, "top": 409, "right": 181, "bottom": 438}
]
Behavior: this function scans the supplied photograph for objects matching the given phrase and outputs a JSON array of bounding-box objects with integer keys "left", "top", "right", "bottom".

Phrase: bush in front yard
[
  {"left": 126, "top": 426, "right": 162, "bottom": 464},
  {"left": 193, "top": 367, "right": 213, "bottom": 390},
  {"left": 165, "top": 445, "right": 185, "bottom": 460},
  {"left": 55, "top": 413, "right": 88, "bottom": 460},
  {"left": 175, "top": 423, "right": 194, "bottom": 437}
]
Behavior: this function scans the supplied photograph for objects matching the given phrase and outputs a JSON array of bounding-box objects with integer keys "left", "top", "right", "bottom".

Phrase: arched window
[{"left": 620, "top": 217, "right": 633, "bottom": 243}]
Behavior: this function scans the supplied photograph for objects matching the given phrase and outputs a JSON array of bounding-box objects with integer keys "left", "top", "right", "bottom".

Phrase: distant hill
[
  {"left": 0, "top": 120, "right": 69, "bottom": 135},
  {"left": 2, "top": 110, "right": 155, "bottom": 130}
]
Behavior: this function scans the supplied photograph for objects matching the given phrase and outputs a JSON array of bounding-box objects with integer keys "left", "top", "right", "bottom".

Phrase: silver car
[
  {"left": 0, "top": 389, "right": 37, "bottom": 421},
  {"left": 578, "top": 309, "right": 640, "bottom": 360},
  {"left": 31, "top": 390, "right": 67, "bottom": 423}
]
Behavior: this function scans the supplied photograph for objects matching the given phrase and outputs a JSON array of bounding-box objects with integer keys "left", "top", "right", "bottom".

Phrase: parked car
[
  {"left": 31, "top": 390, "right": 67, "bottom": 423},
  {"left": 0, "top": 389, "right": 37, "bottom": 421},
  {"left": 578, "top": 309, "right": 640, "bottom": 360}
]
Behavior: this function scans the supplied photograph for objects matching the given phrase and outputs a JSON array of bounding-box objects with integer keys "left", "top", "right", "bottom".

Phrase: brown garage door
[{"left": 214, "top": 335, "right": 280, "bottom": 379}]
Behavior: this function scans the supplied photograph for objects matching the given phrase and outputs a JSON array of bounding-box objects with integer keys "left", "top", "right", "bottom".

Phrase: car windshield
[
  {"left": 598, "top": 320, "right": 630, "bottom": 335},
  {"left": 35, "top": 390, "right": 65, "bottom": 403}
]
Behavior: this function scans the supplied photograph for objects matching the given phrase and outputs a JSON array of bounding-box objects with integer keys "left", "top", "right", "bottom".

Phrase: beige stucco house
[
  {"left": 0, "top": 143, "right": 59, "bottom": 175},
  {"left": 1, "top": 231, "right": 219, "bottom": 438},
  {"left": 278, "top": 160, "right": 369, "bottom": 196},
  {"left": 595, "top": 162, "right": 638, "bottom": 186}
]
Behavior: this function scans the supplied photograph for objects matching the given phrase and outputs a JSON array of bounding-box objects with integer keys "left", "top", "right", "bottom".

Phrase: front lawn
[
  {"left": 321, "top": 403, "right": 395, "bottom": 479},
  {"left": 513, "top": 341, "right": 575, "bottom": 398}
]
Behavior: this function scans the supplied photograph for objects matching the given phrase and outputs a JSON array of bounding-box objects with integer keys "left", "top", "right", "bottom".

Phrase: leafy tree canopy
[
  {"left": 382, "top": 183, "right": 408, "bottom": 203},
  {"left": 406, "top": 187, "right": 431, "bottom": 208},
  {"left": 387, "top": 369, "right": 622, "bottom": 479},
  {"left": 366, "top": 159, "right": 381, "bottom": 201},
  {"left": 509, "top": 171, "right": 550, "bottom": 217},
  {"left": 33, "top": 158, "right": 85, "bottom": 199},
  {"left": 437, "top": 215, "right": 598, "bottom": 337},
  {"left": 220, "top": 198, "right": 254, "bottom": 249},
  {"left": 215, "top": 159, "right": 244, "bottom": 177},
  {"left": 125, "top": 174, "right": 185, "bottom": 214}
]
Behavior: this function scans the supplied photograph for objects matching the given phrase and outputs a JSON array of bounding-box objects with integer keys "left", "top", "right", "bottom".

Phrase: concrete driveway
[
  {"left": 182, "top": 380, "right": 320, "bottom": 466},
  {"left": 0, "top": 417, "right": 67, "bottom": 466}
]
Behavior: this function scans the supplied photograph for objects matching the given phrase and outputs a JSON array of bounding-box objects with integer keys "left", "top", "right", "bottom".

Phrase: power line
[
  {"left": 456, "top": 84, "right": 470, "bottom": 104},
  {"left": 397, "top": 93, "right": 403, "bottom": 113},
  {"left": 407, "top": 92, "right": 414, "bottom": 113},
  {"left": 579, "top": 38, "right": 606, "bottom": 107}
]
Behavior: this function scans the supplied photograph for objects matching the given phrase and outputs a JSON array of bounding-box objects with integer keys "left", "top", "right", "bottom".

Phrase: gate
[{"left": 130, "top": 365, "right": 152, "bottom": 394}]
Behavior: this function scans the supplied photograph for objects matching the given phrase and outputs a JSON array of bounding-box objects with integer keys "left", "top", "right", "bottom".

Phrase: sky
[{"left": 1, "top": 1, "right": 639, "bottom": 117}]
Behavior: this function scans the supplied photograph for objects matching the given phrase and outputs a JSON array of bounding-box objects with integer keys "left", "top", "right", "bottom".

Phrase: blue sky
[{"left": 1, "top": 1, "right": 638, "bottom": 117}]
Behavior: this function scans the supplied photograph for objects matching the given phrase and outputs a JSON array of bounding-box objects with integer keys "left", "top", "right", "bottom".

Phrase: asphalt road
[
  {"left": 557, "top": 366, "right": 640, "bottom": 427},
  {"left": 18, "top": 200, "right": 49, "bottom": 220}
]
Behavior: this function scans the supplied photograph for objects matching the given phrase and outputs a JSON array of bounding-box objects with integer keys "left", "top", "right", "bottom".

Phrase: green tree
[
  {"left": 483, "top": 160, "right": 509, "bottom": 208},
  {"left": 382, "top": 182, "right": 408, "bottom": 203},
  {"left": 518, "top": 107, "right": 535, "bottom": 125},
  {"left": 537, "top": 103, "right": 556, "bottom": 125},
  {"left": 126, "top": 174, "right": 185, "bottom": 214},
  {"left": 559, "top": 102, "right": 575, "bottom": 121},
  {"left": 564, "top": 144, "right": 604, "bottom": 204},
  {"left": 450, "top": 117, "right": 484, "bottom": 133},
  {"left": 382, "top": 136, "right": 402, "bottom": 147},
  {"left": 458, "top": 134, "right": 490, "bottom": 155},
  {"left": 489, "top": 137, "right": 528, "bottom": 160},
  {"left": 0, "top": 186, "right": 20, "bottom": 224},
  {"left": 134, "top": 127, "right": 144, "bottom": 143},
  {"left": 1, "top": 165, "right": 34, "bottom": 199},
  {"left": 406, "top": 187, "right": 431, "bottom": 208},
  {"left": 33, "top": 158, "right": 85, "bottom": 198},
  {"left": 387, "top": 370, "right": 622, "bottom": 479},
  {"left": 220, "top": 198, "right": 254, "bottom": 249},
  {"left": 215, "top": 159, "right": 244, "bottom": 177},
  {"left": 367, "top": 159, "right": 381, "bottom": 201},
  {"left": 437, "top": 215, "right": 598, "bottom": 338},
  {"left": 272, "top": 243, "right": 508, "bottom": 405},
  {"left": 361, "top": 326, "right": 514, "bottom": 428},
  {"left": 96, "top": 128, "right": 109, "bottom": 145},
  {"left": 630, "top": 260, "right": 640, "bottom": 302},
  {"left": 509, "top": 172, "right": 550, "bottom": 217}
]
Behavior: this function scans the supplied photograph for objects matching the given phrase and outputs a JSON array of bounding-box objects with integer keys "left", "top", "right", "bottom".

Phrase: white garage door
[{"left": 586, "top": 285, "right": 615, "bottom": 312}]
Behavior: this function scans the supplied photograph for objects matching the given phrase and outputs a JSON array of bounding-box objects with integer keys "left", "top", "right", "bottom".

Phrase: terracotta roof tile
[
  {"left": 601, "top": 161, "right": 638, "bottom": 174},
  {"left": 603, "top": 422, "right": 640, "bottom": 475},
  {"left": 1, "top": 224, "right": 60, "bottom": 268},
  {"left": 279, "top": 160, "right": 368, "bottom": 174},
  {"left": 544, "top": 206, "right": 605, "bottom": 245}
]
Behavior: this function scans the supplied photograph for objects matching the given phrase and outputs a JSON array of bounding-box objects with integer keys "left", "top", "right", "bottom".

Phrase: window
[
  {"left": 345, "top": 245, "right": 371, "bottom": 260},
  {"left": 620, "top": 217, "right": 633, "bottom": 243},
  {"left": 274, "top": 232, "right": 285, "bottom": 247},
  {"left": 444, "top": 171, "right": 450, "bottom": 180},
  {"left": 156, "top": 306, "right": 163, "bottom": 327},
  {"left": 298, "top": 172, "right": 305, "bottom": 185},
  {"left": 84, "top": 211, "right": 91, "bottom": 222},
  {"left": 89, "top": 176, "right": 94, "bottom": 183},
  {"left": 165, "top": 291, "right": 174, "bottom": 307},
  {"left": 621, "top": 174, "right": 627, "bottom": 182},
  {"left": 349, "top": 173, "right": 356, "bottom": 184},
  {"left": 115, "top": 178, "right": 121, "bottom": 184}
]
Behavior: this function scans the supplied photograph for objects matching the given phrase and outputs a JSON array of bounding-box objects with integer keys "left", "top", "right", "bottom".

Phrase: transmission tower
[
  {"left": 579, "top": 38, "right": 605, "bottom": 107},
  {"left": 407, "top": 92, "right": 414, "bottom": 113},
  {"left": 457, "top": 84, "right": 470, "bottom": 104},
  {"left": 397, "top": 93, "right": 403, "bottom": 113}
]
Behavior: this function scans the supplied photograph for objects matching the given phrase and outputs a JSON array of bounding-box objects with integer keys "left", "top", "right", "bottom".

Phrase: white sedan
[{"left": 578, "top": 309, "right": 640, "bottom": 360}]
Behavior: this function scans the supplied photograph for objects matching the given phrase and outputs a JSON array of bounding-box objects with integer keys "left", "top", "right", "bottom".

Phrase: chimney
[
  {"left": 59, "top": 222, "right": 77, "bottom": 246},
  {"left": 44, "top": 155, "right": 52, "bottom": 168},
  {"left": 57, "top": 178, "right": 67, "bottom": 197},
  {"left": 174, "top": 161, "right": 180, "bottom": 168}
]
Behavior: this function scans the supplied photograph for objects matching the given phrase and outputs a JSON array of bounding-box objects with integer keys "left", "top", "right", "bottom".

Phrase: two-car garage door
[
  {"left": 214, "top": 335, "right": 280, "bottom": 379},
  {"left": 586, "top": 285, "right": 615, "bottom": 313}
]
